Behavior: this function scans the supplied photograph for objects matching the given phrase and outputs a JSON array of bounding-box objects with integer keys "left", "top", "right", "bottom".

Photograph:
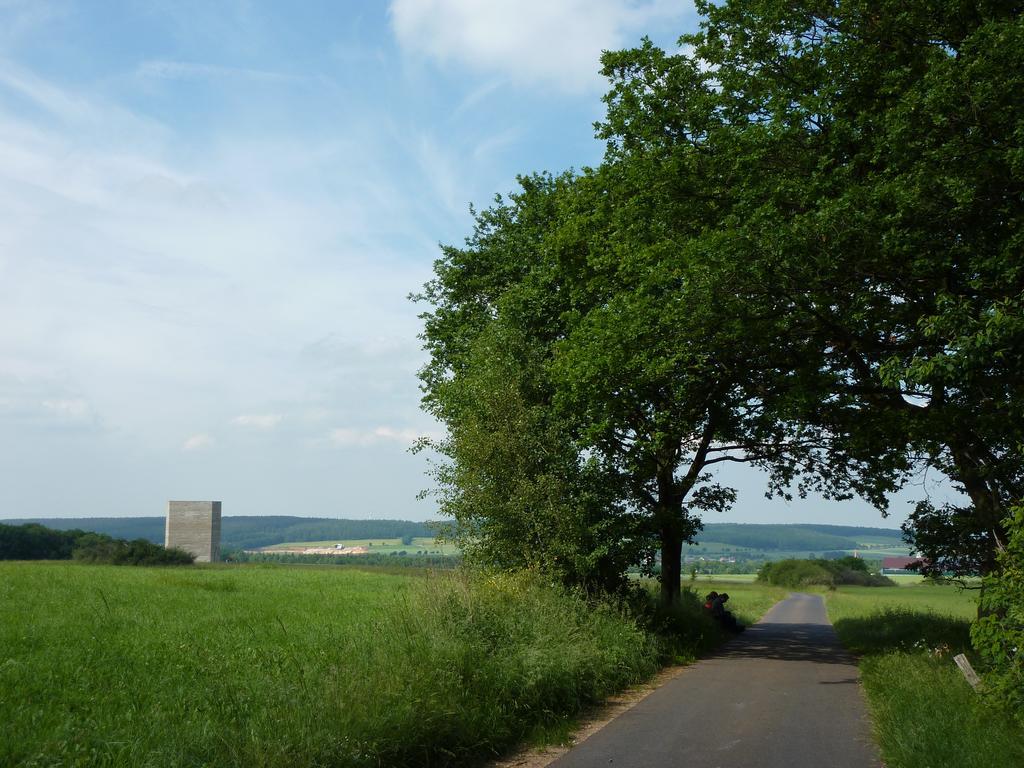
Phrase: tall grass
[
  {"left": 1, "top": 563, "right": 661, "bottom": 767},
  {"left": 827, "top": 585, "right": 1024, "bottom": 768}
]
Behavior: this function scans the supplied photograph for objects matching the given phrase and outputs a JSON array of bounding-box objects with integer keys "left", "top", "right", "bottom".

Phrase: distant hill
[
  {"left": 5, "top": 516, "right": 436, "bottom": 551},
  {"left": 695, "top": 523, "right": 903, "bottom": 552},
  {"left": 7, "top": 516, "right": 903, "bottom": 554}
]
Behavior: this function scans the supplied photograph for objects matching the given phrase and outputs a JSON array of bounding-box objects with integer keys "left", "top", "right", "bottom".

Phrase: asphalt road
[{"left": 550, "top": 593, "right": 880, "bottom": 768}]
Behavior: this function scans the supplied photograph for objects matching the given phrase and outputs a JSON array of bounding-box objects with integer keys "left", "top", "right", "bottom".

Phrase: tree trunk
[
  {"left": 660, "top": 527, "right": 683, "bottom": 606},
  {"left": 950, "top": 443, "right": 1007, "bottom": 573},
  {"left": 948, "top": 442, "right": 1010, "bottom": 619}
]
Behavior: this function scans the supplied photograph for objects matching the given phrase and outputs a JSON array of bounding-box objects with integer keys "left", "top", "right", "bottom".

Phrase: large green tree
[
  {"left": 418, "top": 0, "right": 1022, "bottom": 607},
  {"left": 418, "top": 162, "right": 899, "bottom": 604},
  {"left": 599, "top": 0, "right": 1024, "bottom": 578}
]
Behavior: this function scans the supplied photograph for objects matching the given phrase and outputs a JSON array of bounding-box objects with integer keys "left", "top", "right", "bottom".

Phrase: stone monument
[{"left": 165, "top": 500, "right": 222, "bottom": 562}]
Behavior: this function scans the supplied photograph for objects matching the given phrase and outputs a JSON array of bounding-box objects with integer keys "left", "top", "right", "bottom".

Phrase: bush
[
  {"left": 758, "top": 557, "right": 895, "bottom": 588},
  {"left": 1, "top": 523, "right": 193, "bottom": 566},
  {"left": 0, "top": 523, "right": 85, "bottom": 560},
  {"left": 971, "top": 506, "right": 1024, "bottom": 725},
  {"left": 73, "top": 534, "right": 194, "bottom": 566},
  {"left": 758, "top": 559, "right": 836, "bottom": 587}
]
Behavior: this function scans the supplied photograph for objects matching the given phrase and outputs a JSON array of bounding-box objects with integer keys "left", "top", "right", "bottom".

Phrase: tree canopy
[{"left": 417, "top": 0, "right": 1023, "bottom": 604}]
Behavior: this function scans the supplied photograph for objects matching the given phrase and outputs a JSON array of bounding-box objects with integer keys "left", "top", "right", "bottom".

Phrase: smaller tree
[
  {"left": 902, "top": 501, "right": 1002, "bottom": 582},
  {"left": 419, "top": 322, "right": 646, "bottom": 593}
]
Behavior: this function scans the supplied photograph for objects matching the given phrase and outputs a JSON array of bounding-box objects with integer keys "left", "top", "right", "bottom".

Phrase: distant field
[
  {"left": 684, "top": 544, "right": 912, "bottom": 562},
  {"left": 693, "top": 573, "right": 934, "bottom": 586},
  {"left": 885, "top": 573, "right": 929, "bottom": 585},
  {"left": 692, "top": 573, "right": 759, "bottom": 583},
  {"left": 259, "top": 536, "right": 459, "bottom": 555}
]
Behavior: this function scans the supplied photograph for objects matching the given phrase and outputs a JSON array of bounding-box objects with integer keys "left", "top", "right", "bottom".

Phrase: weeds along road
[{"left": 551, "top": 593, "right": 880, "bottom": 768}]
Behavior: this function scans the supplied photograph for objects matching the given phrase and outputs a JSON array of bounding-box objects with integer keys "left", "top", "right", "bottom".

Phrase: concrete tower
[{"left": 165, "top": 501, "right": 222, "bottom": 562}]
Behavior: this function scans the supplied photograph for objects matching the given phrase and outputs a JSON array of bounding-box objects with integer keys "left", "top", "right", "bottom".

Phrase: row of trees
[
  {"left": 0, "top": 522, "right": 194, "bottom": 565},
  {"left": 417, "top": 0, "right": 1022, "bottom": 611}
]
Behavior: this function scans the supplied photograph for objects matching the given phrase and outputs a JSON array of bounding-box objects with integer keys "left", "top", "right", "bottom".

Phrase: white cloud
[
  {"left": 182, "top": 434, "right": 214, "bottom": 451},
  {"left": 0, "top": 62, "right": 441, "bottom": 449},
  {"left": 329, "top": 425, "right": 441, "bottom": 448},
  {"left": 389, "top": 0, "right": 694, "bottom": 92},
  {"left": 233, "top": 413, "right": 283, "bottom": 429}
]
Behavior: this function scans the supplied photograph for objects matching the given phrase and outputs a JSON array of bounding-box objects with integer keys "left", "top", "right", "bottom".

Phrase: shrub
[
  {"left": 0, "top": 523, "right": 85, "bottom": 560},
  {"left": 758, "top": 559, "right": 836, "bottom": 587},
  {"left": 971, "top": 506, "right": 1024, "bottom": 725},
  {"left": 758, "top": 557, "right": 894, "bottom": 588},
  {"left": 0, "top": 523, "right": 194, "bottom": 566},
  {"left": 73, "top": 534, "right": 194, "bottom": 565}
]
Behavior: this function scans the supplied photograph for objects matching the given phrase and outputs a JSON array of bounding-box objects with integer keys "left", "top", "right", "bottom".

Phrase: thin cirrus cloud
[
  {"left": 135, "top": 60, "right": 300, "bottom": 84},
  {"left": 389, "top": 0, "right": 694, "bottom": 92}
]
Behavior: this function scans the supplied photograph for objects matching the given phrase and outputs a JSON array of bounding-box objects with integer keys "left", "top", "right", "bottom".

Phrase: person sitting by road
[
  {"left": 704, "top": 591, "right": 719, "bottom": 611},
  {"left": 705, "top": 591, "right": 744, "bottom": 633}
]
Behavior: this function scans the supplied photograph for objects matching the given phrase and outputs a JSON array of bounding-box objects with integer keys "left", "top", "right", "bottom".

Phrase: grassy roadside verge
[
  {"left": 492, "top": 577, "right": 789, "bottom": 757},
  {"left": 826, "top": 584, "right": 1024, "bottom": 768}
]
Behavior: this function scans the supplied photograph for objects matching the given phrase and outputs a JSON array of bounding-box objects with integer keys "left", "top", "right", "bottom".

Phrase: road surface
[{"left": 550, "top": 593, "right": 880, "bottom": 768}]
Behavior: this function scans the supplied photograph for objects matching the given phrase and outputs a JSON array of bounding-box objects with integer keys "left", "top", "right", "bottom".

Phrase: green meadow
[
  {"left": 0, "top": 562, "right": 659, "bottom": 768},
  {"left": 4, "top": 562, "right": 1019, "bottom": 768},
  {"left": 826, "top": 583, "right": 1024, "bottom": 768}
]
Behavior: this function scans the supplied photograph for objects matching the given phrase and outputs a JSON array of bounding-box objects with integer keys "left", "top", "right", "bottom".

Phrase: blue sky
[{"left": 0, "top": 1, "right": 944, "bottom": 527}]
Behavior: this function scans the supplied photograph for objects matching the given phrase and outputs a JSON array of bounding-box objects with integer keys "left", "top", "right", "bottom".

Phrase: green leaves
[
  {"left": 972, "top": 507, "right": 1024, "bottom": 724},
  {"left": 417, "top": 0, "right": 1023, "bottom": 610}
]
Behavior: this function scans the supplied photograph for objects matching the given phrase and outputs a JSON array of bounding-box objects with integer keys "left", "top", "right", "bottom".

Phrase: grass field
[
  {"left": 6, "top": 561, "right": 1014, "bottom": 768},
  {"left": 260, "top": 537, "right": 459, "bottom": 555},
  {"left": 826, "top": 583, "right": 1024, "bottom": 768},
  {"left": 0, "top": 562, "right": 659, "bottom": 767},
  {"left": 691, "top": 572, "right": 759, "bottom": 583}
]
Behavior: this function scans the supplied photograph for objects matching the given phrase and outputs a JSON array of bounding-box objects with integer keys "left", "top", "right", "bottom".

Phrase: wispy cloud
[
  {"left": 233, "top": 413, "right": 283, "bottom": 429},
  {"left": 452, "top": 78, "right": 505, "bottom": 117},
  {"left": 182, "top": 434, "right": 214, "bottom": 451},
  {"left": 330, "top": 425, "right": 442, "bottom": 448},
  {"left": 0, "top": 61, "right": 439, "bottom": 448},
  {"left": 389, "top": 0, "right": 695, "bottom": 93},
  {"left": 41, "top": 398, "right": 92, "bottom": 420},
  {"left": 136, "top": 60, "right": 299, "bottom": 84}
]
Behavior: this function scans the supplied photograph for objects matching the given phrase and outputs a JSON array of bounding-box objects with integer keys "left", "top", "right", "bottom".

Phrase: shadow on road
[{"left": 713, "top": 622, "right": 855, "bottom": 665}]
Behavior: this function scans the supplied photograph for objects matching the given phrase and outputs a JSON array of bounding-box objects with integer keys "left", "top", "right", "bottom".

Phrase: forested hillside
[
  {"left": 695, "top": 524, "right": 902, "bottom": 552},
  {"left": 6, "top": 517, "right": 436, "bottom": 551},
  {"left": 8, "top": 516, "right": 901, "bottom": 553}
]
